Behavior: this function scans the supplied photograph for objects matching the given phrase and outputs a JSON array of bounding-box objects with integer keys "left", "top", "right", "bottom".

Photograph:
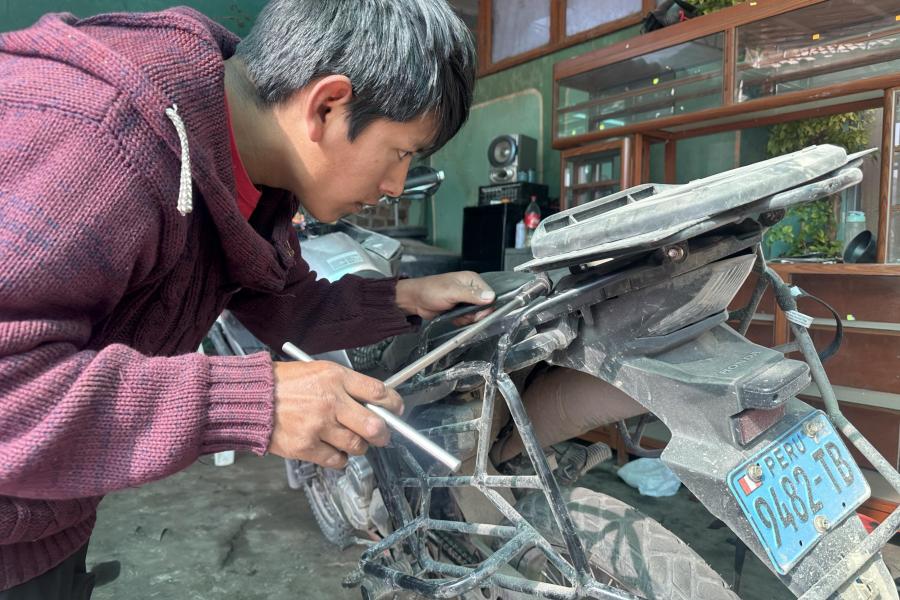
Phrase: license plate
[{"left": 727, "top": 411, "right": 869, "bottom": 574}]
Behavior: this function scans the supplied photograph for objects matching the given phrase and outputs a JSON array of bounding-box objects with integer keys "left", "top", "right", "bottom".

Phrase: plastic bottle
[
  {"left": 524, "top": 195, "right": 541, "bottom": 247},
  {"left": 514, "top": 219, "right": 526, "bottom": 249},
  {"left": 843, "top": 210, "right": 866, "bottom": 252}
]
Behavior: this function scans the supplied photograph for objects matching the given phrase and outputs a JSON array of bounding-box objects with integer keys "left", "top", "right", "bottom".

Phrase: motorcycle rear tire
[{"left": 516, "top": 487, "right": 739, "bottom": 600}]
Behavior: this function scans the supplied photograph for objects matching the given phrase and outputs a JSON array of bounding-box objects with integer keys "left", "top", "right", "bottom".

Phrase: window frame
[{"left": 478, "top": 0, "right": 656, "bottom": 77}]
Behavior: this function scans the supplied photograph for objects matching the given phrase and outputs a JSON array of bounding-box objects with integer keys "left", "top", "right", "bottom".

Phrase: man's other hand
[
  {"left": 268, "top": 361, "right": 403, "bottom": 468},
  {"left": 395, "top": 271, "right": 495, "bottom": 326}
]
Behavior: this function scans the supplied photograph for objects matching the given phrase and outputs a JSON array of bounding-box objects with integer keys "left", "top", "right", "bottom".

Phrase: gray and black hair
[{"left": 236, "top": 0, "right": 476, "bottom": 156}]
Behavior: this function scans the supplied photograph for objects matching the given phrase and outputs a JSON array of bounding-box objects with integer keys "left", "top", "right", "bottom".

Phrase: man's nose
[{"left": 379, "top": 161, "right": 412, "bottom": 198}]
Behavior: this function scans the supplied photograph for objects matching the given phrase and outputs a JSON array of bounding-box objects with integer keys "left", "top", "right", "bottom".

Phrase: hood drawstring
[{"left": 164, "top": 104, "right": 193, "bottom": 216}]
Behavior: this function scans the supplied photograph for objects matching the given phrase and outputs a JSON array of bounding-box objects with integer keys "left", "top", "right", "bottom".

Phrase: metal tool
[{"left": 281, "top": 342, "right": 462, "bottom": 472}]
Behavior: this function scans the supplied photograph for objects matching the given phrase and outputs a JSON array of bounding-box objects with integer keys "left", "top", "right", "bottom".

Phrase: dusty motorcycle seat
[{"left": 517, "top": 145, "right": 851, "bottom": 272}]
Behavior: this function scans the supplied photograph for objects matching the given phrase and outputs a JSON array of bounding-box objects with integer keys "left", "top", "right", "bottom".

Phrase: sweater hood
[{"left": 0, "top": 8, "right": 294, "bottom": 290}]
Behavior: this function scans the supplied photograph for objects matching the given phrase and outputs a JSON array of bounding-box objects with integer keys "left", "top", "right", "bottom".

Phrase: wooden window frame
[
  {"left": 877, "top": 87, "right": 898, "bottom": 264},
  {"left": 478, "top": 0, "right": 656, "bottom": 77}
]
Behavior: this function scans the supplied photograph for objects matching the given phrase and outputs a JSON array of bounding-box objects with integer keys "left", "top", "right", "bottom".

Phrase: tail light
[{"left": 732, "top": 405, "right": 787, "bottom": 446}]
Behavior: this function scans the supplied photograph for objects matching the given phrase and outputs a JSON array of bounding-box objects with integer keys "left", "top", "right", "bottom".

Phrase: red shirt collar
[{"left": 225, "top": 99, "right": 262, "bottom": 220}]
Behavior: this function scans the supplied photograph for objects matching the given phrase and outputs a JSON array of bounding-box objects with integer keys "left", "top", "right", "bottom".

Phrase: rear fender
[{"left": 554, "top": 313, "right": 876, "bottom": 595}]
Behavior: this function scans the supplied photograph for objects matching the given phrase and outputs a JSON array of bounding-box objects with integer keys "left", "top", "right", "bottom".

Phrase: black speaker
[
  {"left": 461, "top": 203, "right": 525, "bottom": 273},
  {"left": 487, "top": 134, "right": 537, "bottom": 184}
]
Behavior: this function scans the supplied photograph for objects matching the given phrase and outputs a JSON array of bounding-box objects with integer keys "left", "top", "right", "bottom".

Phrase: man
[{"left": 0, "top": 1, "right": 491, "bottom": 597}]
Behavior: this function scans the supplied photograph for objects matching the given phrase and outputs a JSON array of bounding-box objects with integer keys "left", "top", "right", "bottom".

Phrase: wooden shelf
[
  {"left": 768, "top": 262, "right": 900, "bottom": 276},
  {"left": 569, "top": 179, "right": 619, "bottom": 192}
]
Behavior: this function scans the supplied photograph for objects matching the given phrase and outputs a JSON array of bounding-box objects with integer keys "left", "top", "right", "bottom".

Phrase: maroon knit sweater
[{"left": 0, "top": 9, "right": 415, "bottom": 588}]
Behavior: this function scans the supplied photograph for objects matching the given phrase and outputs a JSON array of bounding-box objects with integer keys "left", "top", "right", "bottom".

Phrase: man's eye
[{"left": 398, "top": 150, "right": 413, "bottom": 160}]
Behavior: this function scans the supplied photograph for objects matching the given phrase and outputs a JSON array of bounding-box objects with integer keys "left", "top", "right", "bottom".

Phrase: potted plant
[{"left": 763, "top": 112, "right": 871, "bottom": 259}]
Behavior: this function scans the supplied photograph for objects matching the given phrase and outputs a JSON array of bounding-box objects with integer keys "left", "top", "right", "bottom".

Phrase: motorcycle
[{"left": 212, "top": 146, "right": 900, "bottom": 599}]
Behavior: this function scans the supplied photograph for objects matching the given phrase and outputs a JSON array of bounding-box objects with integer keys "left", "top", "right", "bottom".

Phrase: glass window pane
[
  {"left": 736, "top": 0, "right": 900, "bottom": 102},
  {"left": 492, "top": 0, "right": 550, "bottom": 63},
  {"left": 557, "top": 33, "right": 725, "bottom": 138},
  {"left": 566, "top": 0, "right": 642, "bottom": 37}
]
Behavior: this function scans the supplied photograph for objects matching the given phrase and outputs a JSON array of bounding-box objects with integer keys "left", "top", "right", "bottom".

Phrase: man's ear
[{"left": 304, "top": 75, "right": 353, "bottom": 143}]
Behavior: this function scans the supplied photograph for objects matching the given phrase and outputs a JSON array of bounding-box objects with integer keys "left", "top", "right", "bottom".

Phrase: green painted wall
[{"left": 0, "top": 1, "right": 264, "bottom": 35}]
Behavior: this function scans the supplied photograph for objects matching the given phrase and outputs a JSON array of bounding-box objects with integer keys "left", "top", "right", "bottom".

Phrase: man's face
[{"left": 275, "top": 99, "right": 435, "bottom": 223}]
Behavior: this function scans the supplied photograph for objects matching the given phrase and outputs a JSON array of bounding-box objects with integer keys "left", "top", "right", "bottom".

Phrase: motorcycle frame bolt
[
  {"left": 747, "top": 464, "right": 763, "bottom": 483},
  {"left": 665, "top": 246, "right": 686, "bottom": 262},
  {"left": 814, "top": 515, "right": 830, "bottom": 533}
]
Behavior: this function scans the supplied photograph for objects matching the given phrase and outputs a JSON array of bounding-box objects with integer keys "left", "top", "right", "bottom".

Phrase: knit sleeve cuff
[
  {"left": 202, "top": 352, "right": 275, "bottom": 456},
  {"left": 358, "top": 277, "right": 420, "bottom": 338}
]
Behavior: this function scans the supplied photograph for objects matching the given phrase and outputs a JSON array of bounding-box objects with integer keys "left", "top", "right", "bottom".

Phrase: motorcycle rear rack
[{"left": 357, "top": 247, "right": 900, "bottom": 600}]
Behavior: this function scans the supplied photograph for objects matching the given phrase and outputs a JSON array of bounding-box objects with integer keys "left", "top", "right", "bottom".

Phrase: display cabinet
[
  {"left": 734, "top": 3, "right": 900, "bottom": 104},
  {"left": 553, "top": 0, "right": 900, "bottom": 145},
  {"left": 557, "top": 32, "right": 725, "bottom": 138},
  {"left": 553, "top": 0, "right": 900, "bottom": 266},
  {"left": 560, "top": 139, "right": 631, "bottom": 209}
]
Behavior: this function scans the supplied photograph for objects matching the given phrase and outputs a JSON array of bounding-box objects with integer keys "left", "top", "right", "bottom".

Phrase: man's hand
[
  {"left": 395, "top": 271, "right": 495, "bottom": 326},
  {"left": 268, "top": 361, "right": 403, "bottom": 469}
]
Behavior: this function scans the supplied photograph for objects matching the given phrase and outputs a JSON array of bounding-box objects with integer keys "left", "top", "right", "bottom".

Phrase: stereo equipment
[
  {"left": 478, "top": 182, "right": 548, "bottom": 207},
  {"left": 487, "top": 134, "right": 537, "bottom": 184}
]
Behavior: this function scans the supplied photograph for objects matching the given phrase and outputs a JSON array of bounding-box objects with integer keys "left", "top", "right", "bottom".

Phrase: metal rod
[
  {"left": 737, "top": 246, "right": 769, "bottom": 336},
  {"left": 383, "top": 278, "right": 549, "bottom": 388},
  {"left": 423, "top": 519, "right": 518, "bottom": 538},
  {"left": 432, "top": 531, "right": 533, "bottom": 598},
  {"left": 281, "top": 342, "right": 462, "bottom": 472},
  {"left": 398, "top": 476, "right": 543, "bottom": 489}
]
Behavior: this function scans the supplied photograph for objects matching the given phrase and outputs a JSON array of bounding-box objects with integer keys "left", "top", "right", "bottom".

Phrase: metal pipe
[
  {"left": 494, "top": 372, "right": 591, "bottom": 583},
  {"left": 737, "top": 246, "right": 769, "bottom": 336},
  {"left": 432, "top": 531, "right": 532, "bottom": 598},
  {"left": 281, "top": 342, "right": 461, "bottom": 472},
  {"left": 423, "top": 518, "right": 518, "bottom": 538},
  {"left": 398, "top": 476, "right": 542, "bottom": 489},
  {"left": 421, "top": 556, "right": 640, "bottom": 600},
  {"left": 384, "top": 278, "right": 550, "bottom": 388}
]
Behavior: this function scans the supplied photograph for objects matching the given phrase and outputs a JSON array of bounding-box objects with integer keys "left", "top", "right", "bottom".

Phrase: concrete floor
[{"left": 86, "top": 453, "right": 899, "bottom": 600}]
